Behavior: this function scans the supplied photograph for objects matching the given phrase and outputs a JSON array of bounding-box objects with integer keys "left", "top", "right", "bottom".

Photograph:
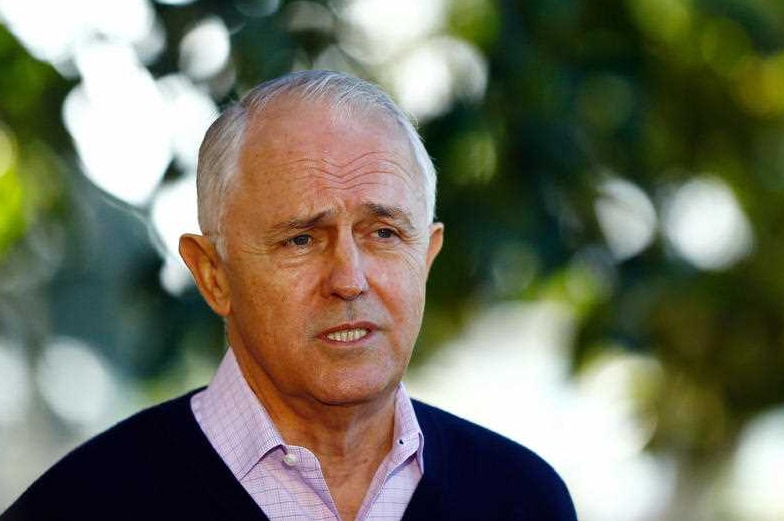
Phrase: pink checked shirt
[{"left": 191, "top": 350, "right": 424, "bottom": 520}]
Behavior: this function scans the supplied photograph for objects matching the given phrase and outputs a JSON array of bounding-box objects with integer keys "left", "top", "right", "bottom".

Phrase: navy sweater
[{"left": 3, "top": 391, "right": 577, "bottom": 520}]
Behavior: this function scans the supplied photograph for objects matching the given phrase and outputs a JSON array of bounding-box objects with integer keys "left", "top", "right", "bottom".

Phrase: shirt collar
[
  {"left": 392, "top": 381, "right": 425, "bottom": 471},
  {"left": 192, "top": 349, "right": 425, "bottom": 481},
  {"left": 192, "top": 349, "right": 285, "bottom": 480}
]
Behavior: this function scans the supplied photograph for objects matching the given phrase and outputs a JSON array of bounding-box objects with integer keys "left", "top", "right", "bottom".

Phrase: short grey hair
[{"left": 196, "top": 70, "right": 437, "bottom": 252}]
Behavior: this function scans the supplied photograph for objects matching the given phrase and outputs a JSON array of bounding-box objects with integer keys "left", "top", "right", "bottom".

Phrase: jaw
[{"left": 228, "top": 325, "right": 406, "bottom": 408}]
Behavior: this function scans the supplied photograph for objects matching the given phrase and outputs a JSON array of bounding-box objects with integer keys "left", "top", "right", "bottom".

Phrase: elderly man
[{"left": 3, "top": 71, "right": 576, "bottom": 520}]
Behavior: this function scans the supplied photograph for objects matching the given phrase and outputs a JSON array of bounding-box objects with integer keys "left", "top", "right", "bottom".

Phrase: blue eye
[
  {"left": 287, "top": 234, "right": 313, "bottom": 247},
  {"left": 375, "top": 228, "right": 396, "bottom": 239}
]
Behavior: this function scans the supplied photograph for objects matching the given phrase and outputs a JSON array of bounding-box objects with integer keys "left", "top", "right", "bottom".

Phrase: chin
[{"left": 313, "top": 375, "right": 399, "bottom": 407}]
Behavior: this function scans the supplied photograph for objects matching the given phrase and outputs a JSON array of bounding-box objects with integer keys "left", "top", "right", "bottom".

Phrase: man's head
[
  {"left": 180, "top": 70, "right": 443, "bottom": 410},
  {"left": 196, "top": 70, "right": 438, "bottom": 256}
]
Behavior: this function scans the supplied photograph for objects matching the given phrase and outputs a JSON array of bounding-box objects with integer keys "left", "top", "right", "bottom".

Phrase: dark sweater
[{"left": 2, "top": 391, "right": 577, "bottom": 520}]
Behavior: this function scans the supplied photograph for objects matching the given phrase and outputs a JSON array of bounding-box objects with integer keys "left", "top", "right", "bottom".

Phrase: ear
[
  {"left": 425, "top": 222, "right": 444, "bottom": 273},
  {"left": 179, "top": 233, "right": 231, "bottom": 317}
]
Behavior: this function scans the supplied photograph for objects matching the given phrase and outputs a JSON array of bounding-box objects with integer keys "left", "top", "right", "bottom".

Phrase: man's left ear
[{"left": 426, "top": 222, "right": 444, "bottom": 272}]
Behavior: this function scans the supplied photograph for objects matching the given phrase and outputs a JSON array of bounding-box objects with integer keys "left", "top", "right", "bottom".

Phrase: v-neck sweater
[{"left": 2, "top": 391, "right": 577, "bottom": 521}]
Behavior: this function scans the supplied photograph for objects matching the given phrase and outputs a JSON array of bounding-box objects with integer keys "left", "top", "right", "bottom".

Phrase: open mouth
[{"left": 325, "top": 328, "right": 370, "bottom": 343}]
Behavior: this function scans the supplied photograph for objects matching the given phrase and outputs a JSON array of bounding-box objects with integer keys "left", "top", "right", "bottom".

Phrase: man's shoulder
[
  {"left": 52, "top": 389, "right": 200, "bottom": 470},
  {"left": 412, "top": 398, "right": 553, "bottom": 467},
  {"left": 2, "top": 389, "right": 264, "bottom": 521},
  {"left": 3, "top": 392, "right": 197, "bottom": 513},
  {"left": 409, "top": 399, "right": 577, "bottom": 520}
]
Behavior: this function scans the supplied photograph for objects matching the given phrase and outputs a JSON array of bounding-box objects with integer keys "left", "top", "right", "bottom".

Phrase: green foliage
[{"left": 0, "top": 162, "right": 25, "bottom": 257}]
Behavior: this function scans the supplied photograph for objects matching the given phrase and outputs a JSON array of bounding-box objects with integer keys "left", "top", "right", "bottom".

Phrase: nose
[{"left": 324, "top": 234, "right": 368, "bottom": 301}]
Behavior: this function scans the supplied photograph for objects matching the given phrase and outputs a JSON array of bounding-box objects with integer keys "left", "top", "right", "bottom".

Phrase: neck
[
  {"left": 270, "top": 391, "right": 398, "bottom": 521},
  {"left": 234, "top": 348, "right": 399, "bottom": 453},
  {"left": 265, "top": 388, "right": 397, "bottom": 459},
  {"left": 235, "top": 351, "right": 398, "bottom": 521}
]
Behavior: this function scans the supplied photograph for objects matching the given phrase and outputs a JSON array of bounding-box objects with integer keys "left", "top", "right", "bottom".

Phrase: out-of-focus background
[{"left": 1, "top": 0, "right": 784, "bottom": 518}]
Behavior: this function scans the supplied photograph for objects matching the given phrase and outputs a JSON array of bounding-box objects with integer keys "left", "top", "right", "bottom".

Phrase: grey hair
[{"left": 196, "top": 70, "right": 437, "bottom": 253}]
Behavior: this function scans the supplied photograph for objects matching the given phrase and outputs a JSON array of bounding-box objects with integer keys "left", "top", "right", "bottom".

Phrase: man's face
[{"left": 216, "top": 97, "right": 442, "bottom": 408}]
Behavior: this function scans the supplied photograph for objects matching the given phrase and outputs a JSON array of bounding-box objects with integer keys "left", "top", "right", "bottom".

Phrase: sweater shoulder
[
  {"left": 411, "top": 399, "right": 577, "bottom": 520},
  {"left": 1, "top": 390, "right": 249, "bottom": 520},
  {"left": 54, "top": 390, "right": 200, "bottom": 469},
  {"left": 413, "top": 399, "right": 554, "bottom": 469}
]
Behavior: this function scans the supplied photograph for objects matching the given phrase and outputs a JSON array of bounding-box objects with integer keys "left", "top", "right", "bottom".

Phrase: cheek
[
  {"left": 371, "top": 251, "right": 429, "bottom": 315},
  {"left": 229, "top": 261, "right": 301, "bottom": 322},
  {"left": 397, "top": 247, "right": 430, "bottom": 291}
]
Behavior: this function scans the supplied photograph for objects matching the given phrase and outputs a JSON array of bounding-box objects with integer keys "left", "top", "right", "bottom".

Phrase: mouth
[
  {"left": 319, "top": 322, "right": 376, "bottom": 344},
  {"left": 326, "top": 328, "right": 369, "bottom": 342}
]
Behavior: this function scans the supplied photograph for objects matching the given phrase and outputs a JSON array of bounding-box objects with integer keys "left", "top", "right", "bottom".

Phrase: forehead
[
  {"left": 242, "top": 96, "right": 411, "bottom": 162},
  {"left": 231, "top": 97, "right": 426, "bottom": 223}
]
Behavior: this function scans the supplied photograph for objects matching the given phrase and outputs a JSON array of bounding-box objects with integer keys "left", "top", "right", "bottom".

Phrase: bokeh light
[
  {"left": 727, "top": 407, "right": 784, "bottom": 520},
  {"left": 179, "top": 16, "right": 231, "bottom": 82},
  {"left": 150, "top": 173, "right": 199, "bottom": 294},
  {"left": 338, "top": 0, "right": 446, "bottom": 64},
  {"left": 157, "top": 74, "right": 218, "bottom": 173},
  {"left": 595, "top": 177, "right": 657, "bottom": 261},
  {"left": 63, "top": 40, "right": 171, "bottom": 206},
  {"left": 0, "top": 341, "right": 32, "bottom": 427},
  {"left": 0, "top": 0, "right": 157, "bottom": 68},
  {"left": 662, "top": 176, "right": 753, "bottom": 271},
  {"left": 35, "top": 337, "right": 117, "bottom": 429},
  {"left": 387, "top": 36, "right": 487, "bottom": 121}
]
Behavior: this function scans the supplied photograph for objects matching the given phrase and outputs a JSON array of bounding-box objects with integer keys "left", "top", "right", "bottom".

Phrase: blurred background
[{"left": 1, "top": 0, "right": 784, "bottom": 519}]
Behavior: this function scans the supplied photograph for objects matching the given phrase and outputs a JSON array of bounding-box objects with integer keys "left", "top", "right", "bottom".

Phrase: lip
[{"left": 318, "top": 321, "right": 378, "bottom": 345}]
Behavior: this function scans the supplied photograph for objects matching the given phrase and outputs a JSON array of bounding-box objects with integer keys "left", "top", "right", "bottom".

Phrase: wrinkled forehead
[
  {"left": 242, "top": 97, "right": 421, "bottom": 182},
  {"left": 245, "top": 94, "right": 409, "bottom": 146}
]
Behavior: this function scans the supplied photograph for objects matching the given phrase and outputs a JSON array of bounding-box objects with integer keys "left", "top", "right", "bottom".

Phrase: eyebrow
[
  {"left": 363, "top": 202, "right": 416, "bottom": 232},
  {"left": 272, "top": 210, "right": 335, "bottom": 232},
  {"left": 270, "top": 203, "right": 417, "bottom": 234}
]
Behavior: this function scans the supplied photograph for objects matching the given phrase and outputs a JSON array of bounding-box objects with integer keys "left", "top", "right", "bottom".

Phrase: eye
[
  {"left": 285, "top": 234, "right": 313, "bottom": 247},
  {"left": 374, "top": 228, "right": 398, "bottom": 240}
]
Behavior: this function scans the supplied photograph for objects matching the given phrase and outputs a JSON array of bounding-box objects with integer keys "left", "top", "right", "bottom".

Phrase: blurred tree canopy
[{"left": 2, "top": 0, "right": 784, "bottom": 500}]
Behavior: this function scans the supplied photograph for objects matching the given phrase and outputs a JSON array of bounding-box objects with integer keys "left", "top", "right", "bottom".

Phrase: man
[{"left": 3, "top": 70, "right": 576, "bottom": 520}]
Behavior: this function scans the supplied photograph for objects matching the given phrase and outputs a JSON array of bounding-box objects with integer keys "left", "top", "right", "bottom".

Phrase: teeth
[{"left": 326, "top": 328, "right": 369, "bottom": 342}]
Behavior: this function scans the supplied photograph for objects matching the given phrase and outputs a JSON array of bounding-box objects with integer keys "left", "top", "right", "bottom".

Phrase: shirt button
[{"left": 283, "top": 453, "right": 298, "bottom": 467}]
